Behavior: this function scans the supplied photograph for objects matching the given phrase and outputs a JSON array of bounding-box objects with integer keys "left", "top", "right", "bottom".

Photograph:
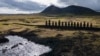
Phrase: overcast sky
[{"left": 0, "top": 0, "right": 100, "bottom": 14}]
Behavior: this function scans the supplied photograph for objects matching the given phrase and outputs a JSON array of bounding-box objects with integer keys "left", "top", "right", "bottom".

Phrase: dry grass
[
  {"left": 0, "top": 14, "right": 100, "bottom": 55},
  {"left": 0, "top": 14, "right": 99, "bottom": 37}
]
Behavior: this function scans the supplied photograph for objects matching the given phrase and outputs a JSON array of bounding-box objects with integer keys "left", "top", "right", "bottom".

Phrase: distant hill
[
  {"left": 41, "top": 5, "right": 62, "bottom": 14},
  {"left": 41, "top": 5, "right": 98, "bottom": 15}
]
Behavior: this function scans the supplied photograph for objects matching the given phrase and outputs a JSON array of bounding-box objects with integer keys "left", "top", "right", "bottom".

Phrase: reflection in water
[{"left": 0, "top": 36, "right": 52, "bottom": 56}]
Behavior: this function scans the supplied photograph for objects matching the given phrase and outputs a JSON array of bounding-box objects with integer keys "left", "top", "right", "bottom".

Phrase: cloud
[
  {"left": 0, "top": 0, "right": 100, "bottom": 14},
  {"left": 0, "top": 0, "right": 46, "bottom": 14},
  {"left": 30, "top": 0, "right": 60, "bottom": 6},
  {"left": 0, "top": 7, "right": 40, "bottom": 14},
  {"left": 58, "top": 0, "right": 100, "bottom": 11}
]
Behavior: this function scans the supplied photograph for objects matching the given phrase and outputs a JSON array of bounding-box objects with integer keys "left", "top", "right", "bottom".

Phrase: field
[
  {"left": 0, "top": 14, "right": 99, "bottom": 36},
  {"left": 0, "top": 14, "right": 100, "bottom": 56}
]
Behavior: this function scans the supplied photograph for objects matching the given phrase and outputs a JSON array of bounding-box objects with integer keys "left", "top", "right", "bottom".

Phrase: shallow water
[{"left": 0, "top": 35, "right": 52, "bottom": 56}]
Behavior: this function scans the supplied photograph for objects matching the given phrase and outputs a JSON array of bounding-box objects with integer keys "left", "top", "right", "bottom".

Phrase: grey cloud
[
  {"left": 0, "top": 0, "right": 46, "bottom": 11},
  {"left": 0, "top": 0, "right": 100, "bottom": 13},
  {"left": 58, "top": 0, "right": 100, "bottom": 11}
]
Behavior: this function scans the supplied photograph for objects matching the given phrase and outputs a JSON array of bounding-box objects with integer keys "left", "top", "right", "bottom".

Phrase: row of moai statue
[{"left": 45, "top": 20, "right": 93, "bottom": 28}]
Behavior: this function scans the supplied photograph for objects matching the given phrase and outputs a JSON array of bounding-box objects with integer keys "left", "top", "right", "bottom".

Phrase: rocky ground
[
  {"left": 0, "top": 35, "right": 9, "bottom": 43},
  {"left": 0, "top": 35, "right": 51, "bottom": 56},
  {"left": 0, "top": 29, "right": 100, "bottom": 56}
]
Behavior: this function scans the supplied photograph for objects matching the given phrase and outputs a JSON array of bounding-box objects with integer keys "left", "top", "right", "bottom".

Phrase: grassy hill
[{"left": 41, "top": 5, "right": 98, "bottom": 15}]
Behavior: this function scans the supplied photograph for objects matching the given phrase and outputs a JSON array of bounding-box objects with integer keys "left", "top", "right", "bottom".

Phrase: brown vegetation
[{"left": 0, "top": 14, "right": 100, "bottom": 56}]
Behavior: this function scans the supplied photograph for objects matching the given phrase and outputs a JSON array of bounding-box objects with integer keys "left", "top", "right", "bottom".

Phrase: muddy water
[{"left": 0, "top": 35, "right": 52, "bottom": 56}]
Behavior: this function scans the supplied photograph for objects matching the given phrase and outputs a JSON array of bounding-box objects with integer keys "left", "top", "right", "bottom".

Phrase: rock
[
  {"left": 11, "top": 44, "right": 19, "bottom": 49},
  {"left": 0, "top": 37, "right": 9, "bottom": 43}
]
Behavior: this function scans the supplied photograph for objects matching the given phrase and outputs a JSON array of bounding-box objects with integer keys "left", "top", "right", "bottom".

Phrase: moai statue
[
  {"left": 45, "top": 20, "right": 48, "bottom": 26},
  {"left": 73, "top": 22, "right": 76, "bottom": 28},
  {"left": 86, "top": 22, "right": 89, "bottom": 28},
  {"left": 48, "top": 20, "right": 51, "bottom": 27},
  {"left": 70, "top": 21, "right": 73, "bottom": 28},
  {"left": 90, "top": 23, "right": 93, "bottom": 28},
  {"left": 58, "top": 20, "right": 61, "bottom": 27},
  {"left": 83, "top": 21, "right": 86, "bottom": 28},
  {"left": 80, "top": 22, "right": 83, "bottom": 28},
  {"left": 65, "top": 22, "right": 68, "bottom": 27},
  {"left": 55, "top": 21, "right": 57, "bottom": 27},
  {"left": 52, "top": 21, "right": 55, "bottom": 27},
  {"left": 77, "top": 22, "right": 80, "bottom": 28},
  {"left": 68, "top": 21, "right": 70, "bottom": 28},
  {"left": 61, "top": 22, "right": 64, "bottom": 27}
]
